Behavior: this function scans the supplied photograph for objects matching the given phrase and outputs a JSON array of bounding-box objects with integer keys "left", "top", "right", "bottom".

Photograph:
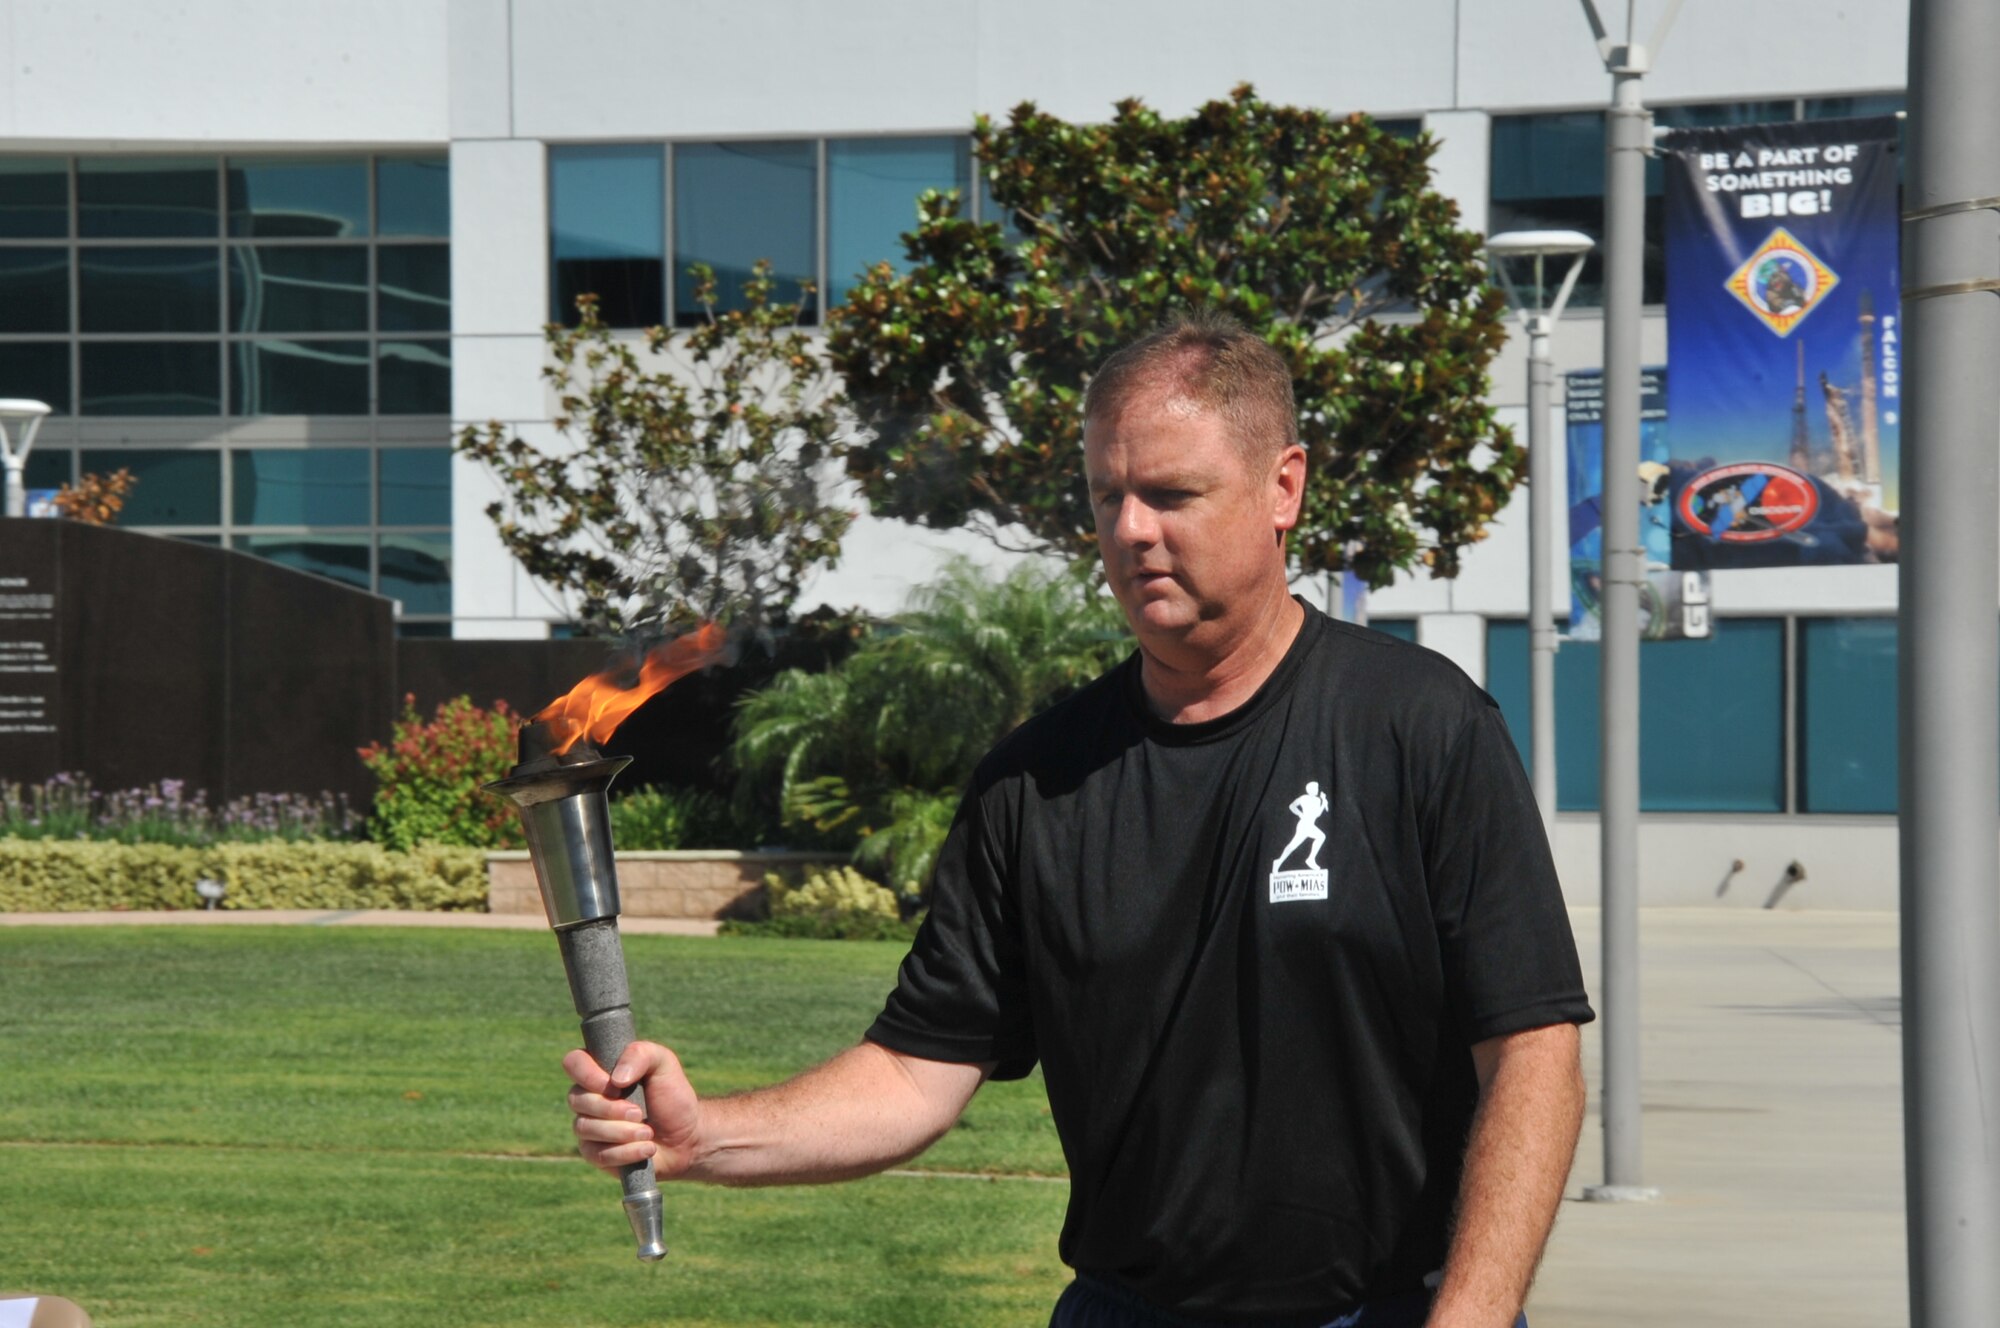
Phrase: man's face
[{"left": 1083, "top": 390, "right": 1305, "bottom": 646}]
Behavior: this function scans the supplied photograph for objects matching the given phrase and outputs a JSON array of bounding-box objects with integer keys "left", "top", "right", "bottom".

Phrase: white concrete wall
[{"left": 1549, "top": 814, "right": 1899, "bottom": 911}]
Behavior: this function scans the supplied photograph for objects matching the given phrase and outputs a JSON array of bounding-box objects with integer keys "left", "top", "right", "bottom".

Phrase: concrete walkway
[
  {"left": 1537, "top": 907, "right": 1905, "bottom": 1327},
  {"left": 0, "top": 908, "right": 720, "bottom": 935},
  {"left": 1, "top": 904, "right": 1909, "bottom": 1324}
]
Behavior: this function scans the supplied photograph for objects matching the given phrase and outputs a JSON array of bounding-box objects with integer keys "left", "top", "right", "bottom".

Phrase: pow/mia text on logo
[{"left": 1269, "top": 780, "right": 1331, "bottom": 903}]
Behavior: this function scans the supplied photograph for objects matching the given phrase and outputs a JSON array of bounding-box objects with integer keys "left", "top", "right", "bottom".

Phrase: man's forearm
[
  {"left": 1425, "top": 1023, "right": 1585, "bottom": 1328},
  {"left": 684, "top": 1041, "right": 984, "bottom": 1187}
]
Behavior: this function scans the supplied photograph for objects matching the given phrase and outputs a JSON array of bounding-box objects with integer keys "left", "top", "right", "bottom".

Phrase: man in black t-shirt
[{"left": 566, "top": 314, "right": 1593, "bottom": 1328}]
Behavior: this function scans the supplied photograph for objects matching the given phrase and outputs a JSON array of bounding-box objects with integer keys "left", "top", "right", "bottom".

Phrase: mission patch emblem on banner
[{"left": 1724, "top": 227, "right": 1839, "bottom": 337}]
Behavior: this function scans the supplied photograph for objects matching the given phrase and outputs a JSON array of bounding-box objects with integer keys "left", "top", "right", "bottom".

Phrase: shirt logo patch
[{"left": 1269, "top": 780, "right": 1330, "bottom": 902}]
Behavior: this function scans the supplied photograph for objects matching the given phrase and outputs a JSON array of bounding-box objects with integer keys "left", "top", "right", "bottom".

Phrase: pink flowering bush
[{"left": 357, "top": 695, "right": 525, "bottom": 852}]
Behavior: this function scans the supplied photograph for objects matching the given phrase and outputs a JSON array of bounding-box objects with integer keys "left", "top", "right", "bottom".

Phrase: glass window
[
  {"left": 80, "top": 449, "right": 221, "bottom": 524},
  {"left": 1486, "top": 619, "right": 1786, "bottom": 812},
  {"left": 25, "top": 448, "right": 72, "bottom": 491},
  {"left": 1800, "top": 617, "right": 1898, "bottom": 813},
  {"left": 228, "top": 245, "right": 368, "bottom": 333},
  {"left": 80, "top": 342, "right": 220, "bottom": 415},
  {"left": 549, "top": 144, "right": 664, "bottom": 327},
  {"left": 79, "top": 246, "right": 220, "bottom": 334},
  {"left": 0, "top": 158, "right": 69, "bottom": 238},
  {"left": 0, "top": 248, "right": 69, "bottom": 332},
  {"left": 378, "top": 340, "right": 451, "bottom": 415},
  {"left": 1375, "top": 118, "right": 1424, "bottom": 140},
  {"left": 673, "top": 140, "right": 816, "bottom": 324},
  {"left": 226, "top": 157, "right": 369, "bottom": 238},
  {"left": 827, "top": 136, "right": 970, "bottom": 305},
  {"left": 1, "top": 342, "right": 72, "bottom": 415},
  {"left": 231, "top": 339, "right": 371, "bottom": 416},
  {"left": 377, "top": 155, "right": 451, "bottom": 237},
  {"left": 1804, "top": 94, "right": 1905, "bottom": 120},
  {"left": 378, "top": 531, "right": 452, "bottom": 614},
  {"left": 377, "top": 245, "right": 451, "bottom": 332},
  {"left": 78, "top": 157, "right": 219, "bottom": 238},
  {"left": 233, "top": 533, "right": 373, "bottom": 591},
  {"left": 1370, "top": 619, "right": 1418, "bottom": 643},
  {"left": 378, "top": 447, "right": 450, "bottom": 525},
  {"left": 231, "top": 448, "right": 372, "bottom": 526}
]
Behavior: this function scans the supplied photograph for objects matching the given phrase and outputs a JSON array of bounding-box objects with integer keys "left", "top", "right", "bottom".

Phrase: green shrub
[
  {"left": 0, "top": 841, "right": 487, "bottom": 912},
  {"left": 608, "top": 784, "right": 756, "bottom": 850},
  {"left": 358, "top": 695, "right": 524, "bottom": 851},
  {"left": 719, "top": 864, "right": 918, "bottom": 941}
]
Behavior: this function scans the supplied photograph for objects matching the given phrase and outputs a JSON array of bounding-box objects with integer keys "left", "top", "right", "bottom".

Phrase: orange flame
[{"left": 533, "top": 622, "right": 728, "bottom": 756}]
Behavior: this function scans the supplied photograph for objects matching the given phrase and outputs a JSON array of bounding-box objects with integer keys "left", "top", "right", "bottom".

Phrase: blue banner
[
  {"left": 1662, "top": 117, "right": 1901, "bottom": 569},
  {"left": 1565, "top": 367, "right": 1710, "bottom": 641}
]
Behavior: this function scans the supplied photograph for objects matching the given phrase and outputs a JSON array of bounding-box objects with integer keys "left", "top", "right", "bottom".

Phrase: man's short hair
[{"left": 1081, "top": 311, "right": 1299, "bottom": 464}]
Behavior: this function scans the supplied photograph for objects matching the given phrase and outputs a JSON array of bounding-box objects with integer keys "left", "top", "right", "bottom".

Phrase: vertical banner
[
  {"left": 1565, "top": 367, "right": 1711, "bottom": 641},
  {"left": 1662, "top": 116, "right": 1901, "bottom": 568}
]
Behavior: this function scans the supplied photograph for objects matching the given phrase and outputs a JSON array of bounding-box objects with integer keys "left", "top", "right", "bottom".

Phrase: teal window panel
[
  {"left": 827, "top": 136, "right": 969, "bottom": 306},
  {"left": 377, "top": 156, "right": 450, "bottom": 237},
  {"left": 0, "top": 158, "right": 70, "bottom": 238},
  {"left": 80, "top": 449, "right": 221, "bottom": 525},
  {"left": 377, "top": 339, "right": 450, "bottom": 415},
  {"left": 1799, "top": 617, "right": 1898, "bottom": 813},
  {"left": 3, "top": 342, "right": 72, "bottom": 415},
  {"left": 78, "top": 157, "right": 219, "bottom": 238},
  {"left": 378, "top": 447, "right": 450, "bottom": 526},
  {"left": 549, "top": 144, "right": 663, "bottom": 327},
  {"left": 379, "top": 531, "right": 451, "bottom": 614},
  {"left": 231, "top": 339, "right": 370, "bottom": 416},
  {"left": 234, "top": 533, "right": 372, "bottom": 591},
  {"left": 229, "top": 245, "right": 369, "bottom": 333},
  {"left": 79, "top": 246, "right": 221, "bottom": 333},
  {"left": 0, "top": 248, "right": 70, "bottom": 332},
  {"left": 673, "top": 140, "right": 816, "bottom": 324},
  {"left": 226, "top": 157, "right": 369, "bottom": 238},
  {"left": 79, "top": 342, "right": 220, "bottom": 415},
  {"left": 1486, "top": 618, "right": 1786, "bottom": 813},
  {"left": 231, "top": 448, "right": 372, "bottom": 526},
  {"left": 377, "top": 244, "right": 450, "bottom": 332}
]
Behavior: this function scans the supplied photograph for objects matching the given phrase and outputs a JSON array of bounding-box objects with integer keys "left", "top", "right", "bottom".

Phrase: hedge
[{"left": 0, "top": 841, "right": 488, "bottom": 913}]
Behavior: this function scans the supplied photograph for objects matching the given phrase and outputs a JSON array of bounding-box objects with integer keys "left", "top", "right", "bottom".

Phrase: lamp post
[
  {"left": 1487, "top": 231, "right": 1595, "bottom": 836},
  {"left": 1575, "top": 0, "right": 1679, "bottom": 1205},
  {"left": 0, "top": 399, "right": 53, "bottom": 519}
]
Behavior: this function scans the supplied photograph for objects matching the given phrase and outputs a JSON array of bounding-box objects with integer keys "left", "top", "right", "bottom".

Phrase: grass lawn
[{"left": 0, "top": 927, "right": 1073, "bottom": 1326}]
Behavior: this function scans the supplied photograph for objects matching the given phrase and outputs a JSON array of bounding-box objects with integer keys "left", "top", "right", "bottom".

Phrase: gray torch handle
[{"left": 557, "top": 919, "right": 667, "bottom": 1262}]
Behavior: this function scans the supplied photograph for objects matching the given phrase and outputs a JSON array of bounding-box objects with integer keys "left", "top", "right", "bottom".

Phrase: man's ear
[{"left": 1272, "top": 444, "right": 1308, "bottom": 532}]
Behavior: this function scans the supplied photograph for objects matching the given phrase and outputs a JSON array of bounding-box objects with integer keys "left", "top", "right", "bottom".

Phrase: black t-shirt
[{"left": 865, "top": 604, "right": 1594, "bottom": 1322}]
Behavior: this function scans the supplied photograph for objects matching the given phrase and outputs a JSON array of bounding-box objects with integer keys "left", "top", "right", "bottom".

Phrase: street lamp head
[
  {"left": 1485, "top": 230, "right": 1598, "bottom": 325},
  {"left": 0, "top": 398, "right": 53, "bottom": 425},
  {"left": 0, "top": 398, "right": 54, "bottom": 519},
  {"left": 1486, "top": 230, "right": 1597, "bottom": 260}
]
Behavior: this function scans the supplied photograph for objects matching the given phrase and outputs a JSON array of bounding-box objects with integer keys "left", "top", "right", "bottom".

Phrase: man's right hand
[{"left": 564, "top": 1040, "right": 701, "bottom": 1179}]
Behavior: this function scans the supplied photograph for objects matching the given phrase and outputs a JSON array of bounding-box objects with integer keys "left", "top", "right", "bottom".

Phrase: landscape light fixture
[
  {"left": 1485, "top": 230, "right": 1595, "bottom": 836},
  {"left": 0, "top": 399, "right": 53, "bottom": 519}
]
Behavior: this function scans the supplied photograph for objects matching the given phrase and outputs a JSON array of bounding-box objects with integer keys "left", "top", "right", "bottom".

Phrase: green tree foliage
[
  {"left": 457, "top": 263, "right": 853, "bottom": 636},
  {"left": 826, "top": 85, "right": 1514, "bottom": 586},
  {"left": 732, "top": 559, "right": 1129, "bottom": 892},
  {"left": 357, "top": 696, "right": 524, "bottom": 851}
]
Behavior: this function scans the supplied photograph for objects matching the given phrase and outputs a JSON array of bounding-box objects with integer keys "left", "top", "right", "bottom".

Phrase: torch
[{"left": 485, "top": 624, "right": 727, "bottom": 1263}]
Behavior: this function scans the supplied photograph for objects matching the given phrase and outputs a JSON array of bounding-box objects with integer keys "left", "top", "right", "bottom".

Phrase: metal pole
[
  {"left": 1585, "top": 48, "right": 1657, "bottom": 1203},
  {"left": 1527, "top": 314, "right": 1559, "bottom": 834},
  {"left": 1900, "top": 0, "right": 2000, "bottom": 1320},
  {"left": 3, "top": 456, "right": 23, "bottom": 519}
]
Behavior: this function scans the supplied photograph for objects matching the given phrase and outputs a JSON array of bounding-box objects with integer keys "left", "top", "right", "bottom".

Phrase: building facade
[{"left": 0, "top": 0, "right": 1917, "bottom": 900}]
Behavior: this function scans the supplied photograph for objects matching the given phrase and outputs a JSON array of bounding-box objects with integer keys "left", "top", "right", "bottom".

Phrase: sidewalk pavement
[
  {"left": 0, "top": 909, "right": 720, "bottom": 935},
  {"left": 0, "top": 904, "right": 1908, "bottom": 1325},
  {"left": 1536, "top": 907, "right": 1905, "bottom": 1328}
]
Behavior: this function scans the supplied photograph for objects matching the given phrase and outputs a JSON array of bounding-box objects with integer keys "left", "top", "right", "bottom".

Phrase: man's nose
[{"left": 1113, "top": 497, "right": 1159, "bottom": 547}]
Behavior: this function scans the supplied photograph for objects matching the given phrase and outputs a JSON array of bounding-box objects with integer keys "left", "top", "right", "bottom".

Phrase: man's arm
[
  {"left": 565, "top": 1038, "right": 989, "bottom": 1187},
  {"left": 1424, "top": 1021, "right": 1585, "bottom": 1328}
]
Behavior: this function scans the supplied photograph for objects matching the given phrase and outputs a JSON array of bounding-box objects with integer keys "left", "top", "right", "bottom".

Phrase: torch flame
[{"left": 534, "top": 622, "right": 728, "bottom": 756}]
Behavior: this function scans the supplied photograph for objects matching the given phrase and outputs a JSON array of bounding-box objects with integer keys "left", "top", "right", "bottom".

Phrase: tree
[
  {"left": 53, "top": 468, "right": 137, "bottom": 525},
  {"left": 826, "top": 85, "right": 1514, "bottom": 587},
  {"left": 457, "top": 263, "right": 853, "bottom": 636},
  {"left": 731, "top": 558, "right": 1129, "bottom": 892}
]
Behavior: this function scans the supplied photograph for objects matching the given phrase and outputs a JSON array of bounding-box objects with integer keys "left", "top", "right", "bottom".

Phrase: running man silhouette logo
[{"left": 1268, "top": 780, "right": 1331, "bottom": 902}]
